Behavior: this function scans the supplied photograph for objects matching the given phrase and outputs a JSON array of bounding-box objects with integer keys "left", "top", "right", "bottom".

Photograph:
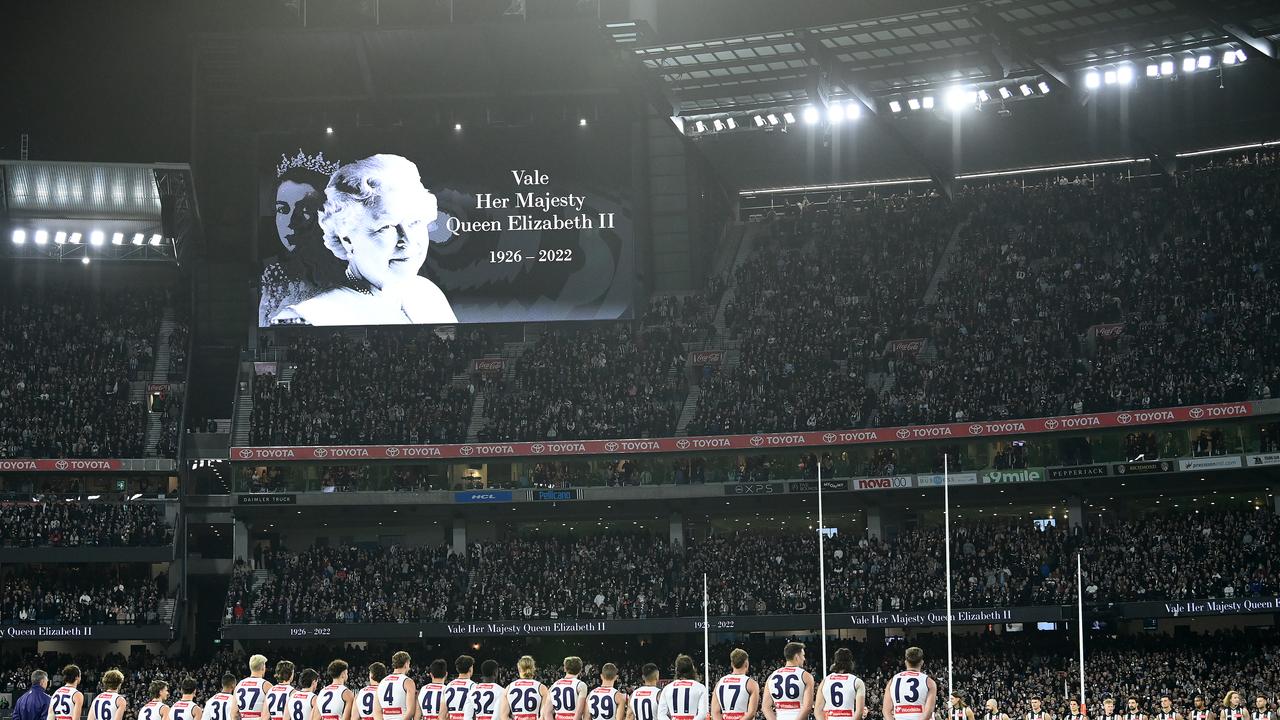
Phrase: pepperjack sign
[{"left": 230, "top": 401, "right": 1256, "bottom": 463}]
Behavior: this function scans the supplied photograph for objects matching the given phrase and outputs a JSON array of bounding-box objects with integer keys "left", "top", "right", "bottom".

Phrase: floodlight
[
  {"left": 325, "top": 126, "right": 334, "bottom": 134},
  {"left": 921, "top": 96, "right": 934, "bottom": 109},
  {"left": 132, "top": 233, "right": 145, "bottom": 245},
  {"left": 713, "top": 119, "right": 725, "bottom": 132},
  {"left": 846, "top": 102, "right": 861, "bottom": 120},
  {"left": 1197, "top": 54, "right": 1211, "bottom": 69},
  {"left": 802, "top": 106, "right": 819, "bottom": 124},
  {"left": 1037, "top": 81, "right": 1051, "bottom": 94},
  {"left": 11, "top": 229, "right": 25, "bottom": 245},
  {"left": 90, "top": 230, "right": 105, "bottom": 246},
  {"left": 1146, "top": 63, "right": 1159, "bottom": 77},
  {"left": 1103, "top": 70, "right": 1117, "bottom": 85},
  {"left": 454, "top": 123, "right": 462, "bottom": 131},
  {"left": 1019, "top": 84, "right": 1033, "bottom": 96},
  {"left": 1084, "top": 71, "right": 1100, "bottom": 89},
  {"left": 579, "top": 117, "right": 587, "bottom": 126},
  {"left": 34, "top": 230, "right": 48, "bottom": 245},
  {"left": 726, "top": 117, "right": 737, "bottom": 129},
  {"left": 1235, "top": 49, "right": 1246, "bottom": 63},
  {"left": 1222, "top": 50, "right": 1237, "bottom": 65},
  {"left": 754, "top": 115, "right": 766, "bottom": 127},
  {"left": 54, "top": 231, "right": 67, "bottom": 245},
  {"left": 782, "top": 112, "right": 796, "bottom": 124},
  {"left": 1182, "top": 57, "right": 1196, "bottom": 73},
  {"left": 1117, "top": 65, "right": 1134, "bottom": 85},
  {"left": 693, "top": 121, "right": 706, "bottom": 133},
  {"left": 766, "top": 113, "right": 780, "bottom": 125},
  {"left": 977, "top": 89, "right": 991, "bottom": 102},
  {"left": 827, "top": 104, "right": 845, "bottom": 123},
  {"left": 82, "top": 256, "right": 91, "bottom": 265},
  {"left": 112, "top": 232, "right": 124, "bottom": 245},
  {"left": 907, "top": 98, "right": 921, "bottom": 111},
  {"left": 150, "top": 234, "right": 163, "bottom": 246},
  {"left": 888, "top": 101, "right": 902, "bottom": 113},
  {"left": 1161, "top": 60, "right": 1174, "bottom": 76},
  {"left": 69, "top": 233, "right": 82, "bottom": 244},
  {"left": 999, "top": 86, "right": 1014, "bottom": 99}
]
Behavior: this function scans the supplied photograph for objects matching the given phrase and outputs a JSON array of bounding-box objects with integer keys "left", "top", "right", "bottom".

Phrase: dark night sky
[{"left": 0, "top": 1, "right": 192, "bottom": 163}]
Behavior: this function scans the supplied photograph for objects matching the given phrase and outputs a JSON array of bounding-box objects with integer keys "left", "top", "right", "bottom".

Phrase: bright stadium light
[
  {"left": 922, "top": 95, "right": 935, "bottom": 109},
  {"left": 1146, "top": 63, "right": 1159, "bottom": 77},
  {"left": 907, "top": 98, "right": 921, "bottom": 111},
  {"left": 1103, "top": 69, "right": 1117, "bottom": 85},
  {"left": 845, "top": 102, "right": 861, "bottom": 120},
  {"left": 1161, "top": 60, "right": 1174, "bottom": 76},
  {"left": 827, "top": 103, "right": 845, "bottom": 123},
  {"left": 766, "top": 113, "right": 780, "bottom": 125},
  {"left": 1197, "top": 54, "right": 1211, "bottom": 69},
  {"left": 112, "top": 232, "right": 124, "bottom": 245},
  {"left": 132, "top": 233, "right": 145, "bottom": 245},
  {"left": 1019, "top": 83, "right": 1033, "bottom": 96},
  {"left": 325, "top": 126, "right": 334, "bottom": 134},
  {"left": 81, "top": 256, "right": 90, "bottom": 265},
  {"left": 34, "top": 230, "right": 49, "bottom": 245},
  {"left": 802, "top": 105, "right": 820, "bottom": 124},
  {"left": 1117, "top": 65, "right": 1135, "bottom": 85},
  {"left": 754, "top": 115, "right": 766, "bottom": 127},
  {"left": 54, "top": 231, "right": 67, "bottom": 245},
  {"left": 1222, "top": 49, "right": 1237, "bottom": 65},
  {"left": 11, "top": 229, "right": 25, "bottom": 245},
  {"left": 1182, "top": 56, "right": 1197, "bottom": 73},
  {"left": 782, "top": 111, "right": 796, "bottom": 124},
  {"left": 999, "top": 86, "right": 1014, "bottom": 99},
  {"left": 454, "top": 122, "right": 462, "bottom": 131},
  {"left": 1085, "top": 71, "right": 1101, "bottom": 89},
  {"left": 1235, "top": 49, "right": 1247, "bottom": 63},
  {"left": 90, "top": 230, "right": 105, "bottom": 246},
  {"left": 69, "top": 232, "right": 82, "bottom": 244},
  {"left": 150, "top": 234, "right": 163, "bottom": 246},
  {"left": 726, "top": 117, "right": 737, "bottom": 129},
  {"left": 945, "top": 87, "right": 967, "bottom": 111},
  {"left": 1038, "top": 81, "right": 1051, "bottom": 94},
  {"left": 977, "top": 89, "right": 991, "bottom": 102},
  {"left": 713, "top": 119, "right": 725, "bottom": 132},
  {"left": 888, "top": 100, "right": 902, "bottom": 113},
  {"left": 579, "top": 117, "right": 588, "bottom": 126},
  {"left": 693, "top": 121, "right": 706, "bottom": 133}
]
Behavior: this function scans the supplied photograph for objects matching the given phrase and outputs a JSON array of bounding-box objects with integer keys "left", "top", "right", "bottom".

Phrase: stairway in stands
[
  {"left": 159, "top": 598, "right": 176, "bottom": 626},
  {"left": 232, "top": 379, "right": 253, "bottom": 447},
  {"left": 143, "top": 308, "right": 178, "bottom": 456}
]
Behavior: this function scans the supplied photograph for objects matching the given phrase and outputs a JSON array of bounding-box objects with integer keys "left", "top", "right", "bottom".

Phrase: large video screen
[{"left": 256, "top": 123, "right": 635, "bottom": 327}]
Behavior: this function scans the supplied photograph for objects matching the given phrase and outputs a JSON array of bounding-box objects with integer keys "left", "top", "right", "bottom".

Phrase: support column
[
  {"left": 232, "top": 519, "right": 248, "bottom": 566},
  {"left": 452, "top": 518, "right": 467, "bottom": 556},
  {"left": 669, "top": 512, "right": 684, "bottom": 548},
  {"left": 1273, "top": 494, "right": 1280, "bottom": 517},
  {"left": 866, "top": 506, "right": 882, "bottom": 542},
  {"left": 1068, "top": 495, "right": 1084, "bottom": 530}
]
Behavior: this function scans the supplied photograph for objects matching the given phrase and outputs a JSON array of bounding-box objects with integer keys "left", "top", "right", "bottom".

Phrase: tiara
[{"left": 276, "top": 149, "right": 341, "bottom": 178}]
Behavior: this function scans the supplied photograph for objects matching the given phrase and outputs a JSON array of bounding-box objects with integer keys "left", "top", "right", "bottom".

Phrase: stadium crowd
[
  {"left": 0, "top": 501, "right": 172, "bottom": 547},
  {"left": 3, "top": 629, "right": 1278, "bottom": 720},
  {"left": 221, "top": 508, "right": 1277, "bottom": 624},
  {"left": 475, "top": 326, "right": 685, "bottom": 442},
  {"left": 249, "top": 328, "right": 490, "bottom": 446},
  {"left": 0, "top": 566, "right": 164, "bottom": 624},
  {"left": 0, "top": 289, "right": 168, "bottom": 459}
]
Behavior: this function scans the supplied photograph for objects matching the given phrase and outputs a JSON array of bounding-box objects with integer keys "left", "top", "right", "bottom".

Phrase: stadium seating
[
  {"left": 0, "top": 501, "right": 172, "bottom": 547},
  {"left": 0, "top": 288, "right": 180, "bottom": 458},
  {"left": 0, "top": 565, "right": 165, "bottom": 624},
  {"left": 222, "top": 508, "right": 1276, "bottom": 625}
]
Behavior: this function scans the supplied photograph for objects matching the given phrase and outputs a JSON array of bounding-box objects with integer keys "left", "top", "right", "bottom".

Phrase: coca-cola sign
[
  {"left": 689, "top": 351, "right": 724, "bottom": 366},
  {"left": 884, "top": 338, "right": 926, "bottom": 355},
  {"left": 471, "top": 358, "right": 505, "bottom": 374},
  {"left": 1092, "top": 323, "right": 1125, "bottom": 340}
]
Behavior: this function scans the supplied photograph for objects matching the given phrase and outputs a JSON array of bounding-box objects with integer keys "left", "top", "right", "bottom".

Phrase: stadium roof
[
  {"left": 627, "top": 0, "right": 1280, "bottom": 116},
  {"left": 1, "top": 160, "right": 200, "bottom": 263}
]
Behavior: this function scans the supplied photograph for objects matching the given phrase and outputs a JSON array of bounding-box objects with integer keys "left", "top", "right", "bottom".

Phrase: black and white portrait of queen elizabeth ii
[{"left": 270, "top": 154, "right": 458, "bottom": 326}]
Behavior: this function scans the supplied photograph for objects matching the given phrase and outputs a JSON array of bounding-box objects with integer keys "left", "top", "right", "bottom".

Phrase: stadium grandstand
[{"left": 4, "top": 3, "right": 1280, "bottom": 720}]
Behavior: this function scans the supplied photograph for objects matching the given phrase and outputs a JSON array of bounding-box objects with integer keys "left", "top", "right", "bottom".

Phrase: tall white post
[
  {"left": 703, "top": 572, "right": 711, "bottom": 684},
  {"left": 817, "top": 458, "right": 829, "bottom": 677},
  {"left": 944, "top": 455, "right": 954, "bottom": 696},
  {"left": 1077, "top": 553, "right": 1087, "bottom": 709}
]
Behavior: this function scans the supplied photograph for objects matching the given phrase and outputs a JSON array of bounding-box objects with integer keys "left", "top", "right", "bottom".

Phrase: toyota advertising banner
[{"left": 231, "top": 401, "right": 1255, "bottom": 463}]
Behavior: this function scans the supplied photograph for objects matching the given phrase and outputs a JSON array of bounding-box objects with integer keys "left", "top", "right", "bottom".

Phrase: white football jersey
[
  {"left": 505, "top": 679, "right": 545, "bottom": 720},
  {"left": 549, "top": 678, "right": 586, "bottom": 720},
  {"left": 140, "top": 701, "right": 169, "bottom": 720},
  {"left": 766, "top": 667, "right": 808, "bottom": 720},
  {"left": 887, "top": 671, "right": 930, "bottom": 720},
  {"left": 588, "top": 689, "right": 622, "bottom": 720},
  {"left": 820, "top": 674, "right": 859, "bottom": 719},
  {"left": 445, "top": 679, "right": 476, "bottom": 720},
  {"left": 377, "top": 675, "right": 412, "bottom": 719},
  {"left": 318, "top": 685, "right": 348, "bottom": 720},
  {"left": 630, "top": 688, "right": 660, "bottom": 720},
  {"left": 237, "top": 679, "right": 271, "bottom": 719},
  {"left": 287, "top": 692, "right": 316, "bottom": 720},
  {"left": 205, "top": 693, "right": 234, "bottom": 720},
  {"left": 268, "top": 686, "right": 295, "bottom": 720},
  {"left": 91, "top": 692, "right": 124, "bottom": 720},
  {"left": 172, "top": 700, "right": 198, "bottom": 720},
  {"left": 713, "top": 675, "right": 752, "bottom": 720},
  {"left": 659, "top": 679, "right": 708, "bottom": 720},
  {"left": 354, "top": 687, "right": 379, "bottom": 720},
  {"left": 471, "top": 683, "right": 502, "bottom": 720},
  {"left": 419, "top": 683, "right": 447, "bottom": 720},
  {"left": 51, "top": 688, "right": 83, "bottom": 720}
]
